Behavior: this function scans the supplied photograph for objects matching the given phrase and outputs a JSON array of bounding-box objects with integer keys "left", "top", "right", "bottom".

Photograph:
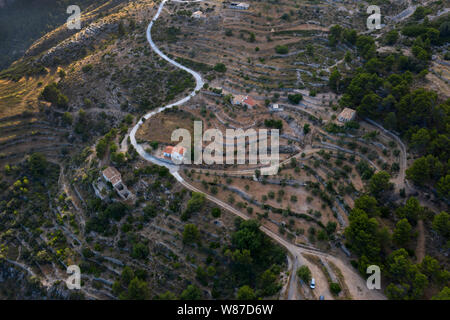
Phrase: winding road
[{"left": 127, "top": 0, "right": 385, "bottom": 300}]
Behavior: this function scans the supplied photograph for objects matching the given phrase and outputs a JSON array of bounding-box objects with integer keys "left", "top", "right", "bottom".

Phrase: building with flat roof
[
  {"left": 229, "top": 2, "right": 249, "bottom": 10},
  {"left": 192, "top": 11, "right": 205, "bottom": 19}
]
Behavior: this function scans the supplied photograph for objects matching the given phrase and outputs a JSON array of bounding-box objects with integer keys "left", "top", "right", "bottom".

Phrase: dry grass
[
  {"left": 136, "top": 109, "right": 196, "bottom": 144},
  {"left": 0, "top": 73, "right": 56, "bottom": 118}
]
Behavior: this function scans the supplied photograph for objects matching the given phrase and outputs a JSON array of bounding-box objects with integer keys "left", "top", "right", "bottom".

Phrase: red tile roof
[{"left": 243, "top": 96, "right": 257, "bottom": 107}]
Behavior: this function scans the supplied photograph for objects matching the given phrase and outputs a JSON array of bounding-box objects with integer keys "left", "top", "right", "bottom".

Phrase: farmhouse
[
  {"left": 337, "top": 108, "right": 356, "bottom": 123},
  {"left": 269, "top": 103, "right": 283, "bottom": 111},
  {"left": 229, "top": 2, "right": 250, "bottom": 10},
  {"left": 163, "top": 145, "right": 187, "bottom": 163},
  {"left": 102, "top": 166, "right": 133, "bottom": 200},
  {"left": 232, "top": 95, "right": 258, "bottom": 109},
  {"left": 192, "top": 11, "right": 205, "bottom": 19}
]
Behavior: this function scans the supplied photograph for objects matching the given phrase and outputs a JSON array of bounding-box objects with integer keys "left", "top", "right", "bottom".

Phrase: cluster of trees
[
  {"left": 275, "top": 45, "right": 289, "bottom": 54},
  {"left": 154, "top": 219, "right": 286, "bottom": 300},
  {"left": 345, "top": 192, "right": 449, "bottom": 299},
  {"left": 328, "top": 25, "right": 358, "bottom": 48},
  {"left": 223, "top": 219, "right": 286, "bottom": 298},
  {"left": 95, "top": 128, "right": 122, "bottom": 162},
  {"left": 0, "top": 154, "right": 63, "bottom": 271},
  {"left": 288, "top": 93, "right": 303, "bottom": 104},
  {"left": 39, "top": 82, "right": 68, "bottom": 109},
  {"left": 334, "top": 25, "right": 449, "bottom": 199},
  {"left": 213, "top": 63, "right": 227, "bottom": 73},
  {"left": 264, "top": 119, "right": 283, "bottom": 130},
  {"left": 181, "top": 192, "right": 206, "bottom": 221},
  {"left": 86, "top": 202, "right": 130, "bottom": 236},
  {"left": 112, "top": 266, "right": 149, "bottom": 300}
]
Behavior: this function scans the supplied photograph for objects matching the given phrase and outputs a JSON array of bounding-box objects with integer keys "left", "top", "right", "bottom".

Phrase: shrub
[
  {"left": 211, "top": 207, "right": 221, "bottom": 218},
  {"left": 330, "top": 282, "right": 341, "bottom": 295},
  {"left": 213, "top": 63, "right": 227, "bottom": 73},
  {"left": 275, "top": 45, "right": 289, "bottom": 54},
  {"left": 288, "top": 93, "right": 303, "bottom": 104}
]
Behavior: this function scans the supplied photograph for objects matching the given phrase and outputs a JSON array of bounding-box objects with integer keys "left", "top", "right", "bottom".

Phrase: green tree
[
  {"left": 126, "top": 277, "right": 149, "bottom": 300},
  {"left": 121, "top": 266, "right": 134, "bottom": 286},
  {"left": 158, "top": 291, "right": 177, "bottom": 300},
  {"left": 411, "top": 128, "right": 431, "bottom": 153},
  {"left": 329, "top": 68, "right": 341, "bottom": 93},
  {"left": 368, "top": 171, "right": 393, "bottom": 199},
  {"left": 420, "top": 255, "right": 441, "bottom": 281},
  {"left": 131, "top": 243, "right": 149, "bottom": 260},
  {"left": 27, "top": 153, "right": 47, "bottom": 177},
  {"left": 432, "top": 286, "right": 450, "bottom": 300},
  {"left": 330, "top": 282, "right": 341, "bottom": 295},
  {"left": 357, "top": 93, "right": 382, "bottom": 118},
  {"left": 328, "top": 25, "right": 343, "bottom": 46},
  {"left": 288, "top": 93, "right": 303, "bottom": 104},
  {"left": 296, "top": 266, "right": 312, "bottom": 283},
  {"left": 356, "top": 35, "right": 376, "bottom": 60},
  {"left": 406, "top": 155, "right": 443, "bottom": 186},
  {"left": 237, "top": 285, "right": 256, "bottom": 300},
  {"left": 213, "top": 63, "right": 227, "bottom": 73},
  {"left": 437, "top": 175, "right": 450, "bottom": 200},
  {"left": 96, "top": 138, "right": 108, "bottom": 159},
  {"left": 275, "top": 45, "right": 288, "bottom": 54},
  {"left": 432, "top": 211, "right": 450, "bottom": 239},
  {"left": 393, "top": 219, "right": 413, "bottom": 246},
  {"left": 385, "top": 30, "right": 399, "bottom": 45},
  {"left": 345, "top": 208, "right": 381, "bottom": 269},
  {"left": 385, "top": 249, "right": 428, "bottom": 300},
  {"left": 354, "top": 195, "right": 380, "bottom": 217},
  {"left": 62, "top": 112, "right": 73, "bottom": 125},
  {"left": 183, "top": 224, "right": 200, "bottom": 244},
  {"left": 396, "top": 197, "right": 423, "bottom": 224},
  {"left": 182, "top": 192, "right": 206, "bottom": 220},
  {"left": 211, "top": 207, "right": 221, "bottom": 218},
  {"left": 180, "top": 285, "right": 202, "bottom": 300},
  {"left": 259, "top": 268, "right": 279, "bottom": 296}
]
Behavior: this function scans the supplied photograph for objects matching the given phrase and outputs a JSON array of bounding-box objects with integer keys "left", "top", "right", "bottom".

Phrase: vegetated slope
[
  {"left": 328, "top": 5, "right": 450, "bottom": 300},
  {"left": 0, "top": 152, "right": 286, "bottom": 299},
  {"left": 149, "top": 0, "right": 450, "bottom": 300},
  {"left": 0, "top": 0, "right": 114, "bottom": 71},
  {"left": 0, "top": 0, "right": 197, "bottom": 165},
  {"left": 0, "top": 0, "right": 288, "bottom": 300}
]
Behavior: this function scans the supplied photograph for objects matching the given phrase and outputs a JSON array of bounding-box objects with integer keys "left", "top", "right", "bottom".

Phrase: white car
[{"left": 310, "top": 278, "right": 316, "bottom": 289}]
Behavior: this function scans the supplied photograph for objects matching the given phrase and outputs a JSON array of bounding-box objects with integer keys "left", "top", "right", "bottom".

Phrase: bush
[
  {"left": 182, "top": 224, "right": 200, "bottom": 244},
  {"left": 211, "top": 207, "right": 221, "bottom": 218},
  {"left": 296, "top": 266, "right": 312, "bottom": 283},
  {"left": 275, "top": 45, "right": 289, "bottom": 54},
  {"left": 82, "top": 64, "right": 93, "bottom": 73},
  {"left": 288, "top": 93, "right": 303, "bottom": 104},
  {"left": 330, "top": 282, "right": 341, "bottom": 295},
  {"left": 237, "top": 285, "right": 256, "bottom": 300},
  {"left": 131, "top": 243, "right": 149, "bottom": 260},
  {"left": 213, "top": 63, "right": 227, "bottom": 73}
]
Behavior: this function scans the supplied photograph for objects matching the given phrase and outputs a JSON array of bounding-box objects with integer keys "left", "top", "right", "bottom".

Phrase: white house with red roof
[
  {"left": 163, "top": 145, "right": 187, "bottom": 163},
  {"left": 232, "top": 95, "right": 258, "bottom": 109}
]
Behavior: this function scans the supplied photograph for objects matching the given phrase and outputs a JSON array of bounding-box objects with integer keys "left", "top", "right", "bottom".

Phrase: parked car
[
  {"left": 310, "top": 278, "right": 316, "bottom": 289},
  {"left": 319, "top": 295, "right": 325, "bottom": 300}
]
